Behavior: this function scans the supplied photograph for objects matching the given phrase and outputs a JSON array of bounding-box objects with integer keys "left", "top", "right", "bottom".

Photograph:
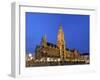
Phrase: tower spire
[
  {"left": 59, "top": 24, "right": 63, "bottom": 31},
  {"left": 41, "top": 34, "right": 47, "bottom": 47}
]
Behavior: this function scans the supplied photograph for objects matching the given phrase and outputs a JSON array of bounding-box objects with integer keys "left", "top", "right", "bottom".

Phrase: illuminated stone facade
[
  {"left": 26, "top": 25, "right": 90, "bottom": 67},
  {"left": 35, "top": 25, "right": 80, "bottom": 60}
]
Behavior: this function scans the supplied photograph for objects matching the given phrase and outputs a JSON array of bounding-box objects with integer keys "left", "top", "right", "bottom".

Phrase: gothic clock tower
[{"left": 57, "top": 25, "right": 66, "bottom": 60}]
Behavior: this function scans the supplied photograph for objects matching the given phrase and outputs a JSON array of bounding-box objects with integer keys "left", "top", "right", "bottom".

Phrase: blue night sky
[{"left": 26, "top": 12, "right": 89, "bottom": 54}]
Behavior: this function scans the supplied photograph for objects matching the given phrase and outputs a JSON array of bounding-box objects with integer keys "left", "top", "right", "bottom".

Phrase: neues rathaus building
[{"left": 35, "top": 25, "right": 80, "bottom": 61}]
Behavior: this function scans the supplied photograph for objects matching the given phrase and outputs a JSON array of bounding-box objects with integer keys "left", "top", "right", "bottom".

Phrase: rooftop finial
[{"left": 59, "top": 24, "right": 63, "bottom": 31}]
